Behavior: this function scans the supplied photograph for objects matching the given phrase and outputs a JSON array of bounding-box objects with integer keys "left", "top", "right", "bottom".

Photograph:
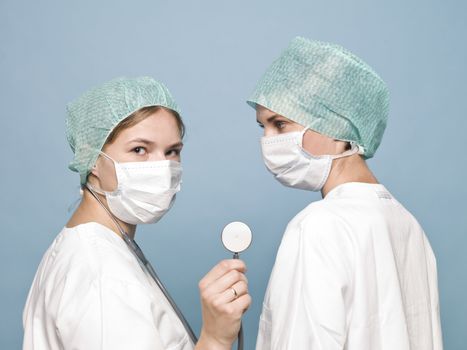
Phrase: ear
[{"left": 90, "top": 162, "right": 100, "bottom": 178}]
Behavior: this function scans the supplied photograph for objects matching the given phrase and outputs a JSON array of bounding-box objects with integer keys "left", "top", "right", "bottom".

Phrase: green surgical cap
[
  {"left": 247, "top": 37, "right": 389, "bottom": 158},
  {"left": 66, "top": 76, "right": 180, "bottom": 184}
]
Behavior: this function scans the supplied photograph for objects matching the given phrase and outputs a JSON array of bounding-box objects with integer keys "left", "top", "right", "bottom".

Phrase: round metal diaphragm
[{"left": 221, "top": 221, "right": 252, "bottom": 254}]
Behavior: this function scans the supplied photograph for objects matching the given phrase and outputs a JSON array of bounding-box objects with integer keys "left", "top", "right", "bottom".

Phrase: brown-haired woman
[{"left": 23, "top": 77, "right": 250, "bottom": 350}]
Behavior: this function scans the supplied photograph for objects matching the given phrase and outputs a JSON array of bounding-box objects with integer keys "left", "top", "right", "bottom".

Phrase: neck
[
  {"left": 66, "top": 188, "right": 137, "bottom": 240},
  {"left": 321, "top": 154, "right": 378, "bottom": 198}
]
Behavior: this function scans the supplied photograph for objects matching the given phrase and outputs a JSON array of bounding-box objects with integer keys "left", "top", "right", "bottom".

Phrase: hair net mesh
[
  {"left": 247, "top": 37, "right": 389, "bottom": 158},
  {"left": 66, "top": 76, "right": 180, "bottom": 184}
]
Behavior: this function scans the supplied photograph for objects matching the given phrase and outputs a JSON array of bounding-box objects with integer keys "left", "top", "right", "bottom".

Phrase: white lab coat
[
  {"left": 256, "top": 182, "right": 443, "bottom": 350},
  {"left": 23, "top": 222, "right": 194, "bottom": 350}
]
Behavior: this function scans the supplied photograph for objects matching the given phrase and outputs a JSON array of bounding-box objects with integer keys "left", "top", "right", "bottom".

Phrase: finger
[
  {"left": 217, "top": 280, "right": 248, "bottom": 304},
  {"left": 199, "top": 259, "right": 246, "bottom": 290},
  {"left": 203, "top": 269, "right": 248, "bottom": 296},
  {"left": 231, "top": 294, "right": 252, "bottom": 315}
]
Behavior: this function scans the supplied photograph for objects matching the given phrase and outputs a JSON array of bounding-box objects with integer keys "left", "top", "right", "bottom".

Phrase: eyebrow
[
  {"left": 128, "top": 138, "right": 184, "bottom": 149},
  {"left": 168, "top": 141, "right": 184, "bottom": 149},
  {"left": 256, "top": 114, "right": 280, "bottom": 125},
  {"left": 127, "top": 138, "right": 155, "bottom": 145}
]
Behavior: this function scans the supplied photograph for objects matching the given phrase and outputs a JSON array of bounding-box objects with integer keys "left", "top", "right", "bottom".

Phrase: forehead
[
  {"left": 256, "top": 105, "right": 290, "bottom": 124},
  {"left": 256, "top": 105, "right": 276, "bottom": 122},
  {"left": 116, "top": 109, "right": 181, "bottom": 142}
]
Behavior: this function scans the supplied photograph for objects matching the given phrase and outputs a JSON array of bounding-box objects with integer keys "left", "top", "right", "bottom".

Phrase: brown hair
[{"left": 105, "top": 105, "right": 185, "bottom": 145}]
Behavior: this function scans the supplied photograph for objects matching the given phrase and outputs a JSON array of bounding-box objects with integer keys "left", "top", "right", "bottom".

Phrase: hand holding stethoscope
[
  {"left": 221, "top": 222, "right": 252, "bottom": 350},
  {"left": 197, "top": 222, "right": 252, "bottom": 350}
]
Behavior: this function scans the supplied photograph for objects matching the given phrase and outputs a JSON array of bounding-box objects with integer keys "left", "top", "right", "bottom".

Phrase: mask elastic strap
[
  {"left": 298, "top": 126, "right": 310, "bottom": 147},
  {"left": 99, "top": 150, "right": 117, "bottom": 164},
  {"left": 330, "top": 142, "right": 360, "bottom": 160},
  {"left": 84, "top": 184, "right": 128, "bottom": 235},
  {"left": 85, "top": 150, "right": 119, "bottom": 194},
  {"left": 300, "top": 127, "right": 362, "bottom": 159},
  {"left": 85, "top": 182, "right": 106, "bottom": 196}
]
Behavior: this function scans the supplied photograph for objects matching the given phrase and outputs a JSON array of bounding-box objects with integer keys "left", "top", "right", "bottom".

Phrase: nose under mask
[
  {"left": 87, "top": 152, "right": 182, "bottom": 224},
  {"left": 260, "top": 128, "right": 360, "bottom": 191}
]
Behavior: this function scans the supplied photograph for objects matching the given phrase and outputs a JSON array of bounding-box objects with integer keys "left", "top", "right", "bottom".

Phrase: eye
[
  {"left": 166, "top": 148, "right": 182, "bottom": 157},
  {"left": 132, "top": 146, "right": 147, "bottom": 155},
  {"left": 274, "top": 120, "right": 286, "bottom": 130},
  {"left": 257, "top": 123, "right": 264, "bottom": 129}
]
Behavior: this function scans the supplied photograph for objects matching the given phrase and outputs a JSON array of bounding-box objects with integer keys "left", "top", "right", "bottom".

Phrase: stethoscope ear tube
[
  {"left": 85, "top": 185, "right": 198, "bottom": 345},
  {"left": 142, "top": 257, "right": 198, "bottom": 344},
  {"left": 114, "top": 225, "right": 199, "bottom": 345}
]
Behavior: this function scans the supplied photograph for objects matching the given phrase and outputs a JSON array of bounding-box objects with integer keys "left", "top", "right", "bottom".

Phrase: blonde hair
[{"left": 105, "top": 105, "right": 185, "bottom": 145}]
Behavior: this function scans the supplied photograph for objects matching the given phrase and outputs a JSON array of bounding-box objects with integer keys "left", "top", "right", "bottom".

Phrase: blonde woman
[{"left": 23, "top": 77, "right": 250, "bottom": 350}]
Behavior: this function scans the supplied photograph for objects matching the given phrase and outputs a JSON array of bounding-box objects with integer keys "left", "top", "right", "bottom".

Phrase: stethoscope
[
  {"left": 221, "top": 222, "right": 253, "bottom": 350},
  {"left": 86, "top": 185, "right": 252, "bottom": 350}
]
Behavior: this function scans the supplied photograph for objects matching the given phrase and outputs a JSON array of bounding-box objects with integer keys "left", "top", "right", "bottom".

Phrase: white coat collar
[{"left": 325, "top": 182, "right": 392, "bottom": 200}]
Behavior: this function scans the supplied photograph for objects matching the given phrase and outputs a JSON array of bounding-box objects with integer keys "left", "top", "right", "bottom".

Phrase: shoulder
[
  {"left": 283, "top": 200, "right": 356, "bottom": 268},
  {"left": 290, "top": 200, "right": 353, "bottom": 242},
  {"left": 52, "top": 223, "right": 147, "bottom": 287},
  {"left": 52, "top": 225, "right": 154, "bottom": 318},
  {"left": 275, "top": 200, "right": 355, "bottom": 287}
]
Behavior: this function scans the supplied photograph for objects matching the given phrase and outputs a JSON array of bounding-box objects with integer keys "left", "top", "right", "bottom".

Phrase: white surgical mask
[
  {"left": 87, "top": 152, "right": 182, "bottom": 224},
  {"left": 261, "top": 128, "right": 360, "bottom": 191}
]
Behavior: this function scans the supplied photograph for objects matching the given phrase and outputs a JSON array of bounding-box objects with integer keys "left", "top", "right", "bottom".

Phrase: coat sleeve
[
  {"left": 270, "top": 211, "right": 355, "bottom": 350},
  {"left": 54, "top": 272, "right": 166, "bottom": 350}
]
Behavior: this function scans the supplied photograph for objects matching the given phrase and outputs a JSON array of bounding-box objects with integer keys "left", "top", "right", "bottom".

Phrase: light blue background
[{"left": 1, "top": 0, "right": 466, "bottom": 348}]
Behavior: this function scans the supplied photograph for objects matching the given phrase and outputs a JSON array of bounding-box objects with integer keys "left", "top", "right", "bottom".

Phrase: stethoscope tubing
[
  {"left": 86, "top": 185, "right": 243, "bottom": 350},
  {"left": 85, "top": 185, "right": 198, "bottom": 344}
]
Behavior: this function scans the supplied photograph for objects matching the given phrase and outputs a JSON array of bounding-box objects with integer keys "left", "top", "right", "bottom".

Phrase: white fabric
[
  {"left": 256, "top": 182, "right": 443, "bottom": 350},
  {"left": 91, "top": 152, "right": 182, "bottom": 225},
  {"left": 260, "top": 129, "right": 359, "bottom": 192},
  {"left": 23, "top": 222, "right": 193, "bottom": 350}
]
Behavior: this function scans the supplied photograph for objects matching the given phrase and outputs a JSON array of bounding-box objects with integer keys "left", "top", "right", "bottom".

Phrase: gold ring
[{"left": 230, "top": 287, "right": 238, "bottom": 299}]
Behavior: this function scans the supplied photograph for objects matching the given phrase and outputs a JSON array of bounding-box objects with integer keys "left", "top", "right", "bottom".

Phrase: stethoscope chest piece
[{"left": 221, "top": 221, "right": 252, "bottom": 255}]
